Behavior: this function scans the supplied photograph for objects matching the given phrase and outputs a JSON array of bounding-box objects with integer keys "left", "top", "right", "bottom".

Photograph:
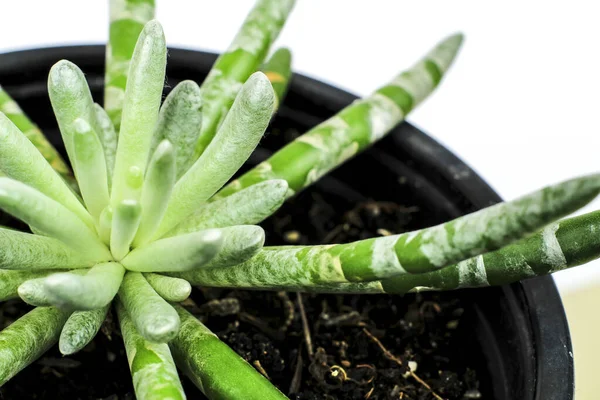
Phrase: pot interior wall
[{"left": 0, "top": 46, "right": 573, "bottom": 400}]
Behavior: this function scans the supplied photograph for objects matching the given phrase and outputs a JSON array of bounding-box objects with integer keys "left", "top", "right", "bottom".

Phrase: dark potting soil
[{"left": 0, "top": 128, "right": 482, "bottom": 400}]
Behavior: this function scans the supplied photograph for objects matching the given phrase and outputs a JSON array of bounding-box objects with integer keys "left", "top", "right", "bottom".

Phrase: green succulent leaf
[
  {"left": 117, "top": 299, "right": 187, "bottom": 400},
  {"left": 111, "top": 199, "right": 142, "bottom": 260},
  {"left": 122, "top": 229, "right": 223, "bottom": 273},
  {"left": 0, "top": 270, "right": 64, "bottom": 302},
  {"left": 44, "top": 262, "right": 125, "bottom": 310},
  {"left": 156, "top": 72, "right": 275, "bottom": 237},
  {"left": 105, "top": 0, "right": 156, "bottom": 129},
  {"left": 216, "top": 33, "right": 463, "bottom": 200},
  {"left": 72, "top": 117, "right": 110, "bottom": 221},
  {"left": 0, "top": 178, "right": 111, "bottom": 262},
  {"left": 119, "top": 272, "right": 180, "bottom": 343},
  {"left": 93, "top": 103, "right": 118, "bottom": 188},
  {"left": 59, "top": 305, "right": 110, "bottom": 355},
  {"left": 151, "top": 80, "right": 203, "bottom": 179},
  {"left": 0, "top": 112, "right": 92, "bottom": 228},
  {"left": 167, "top": 179, "right": 289, "bottom": 236},
  {"left": 171, "top": 305, "right": 288, "bottom": 400},
  {"left": 143, "top": 273, "right": 192, "bottom": 303},
  {"left": 0, "top": 307, "right": 70, "bottom": 386},
  {"left": 134, "top": 139, "right": 177, "bottom": 247},
  {"left": 183, "top": 174, "right": 600, "bottom": 287},
  {"left": 0, "top": 85, "right": 72, "bottom": 181},
  {"left": 111, "top": 19, "right": 166, "bottom": 207},
  {"left": 262, "top": 47, "right": 292, "bottom": 110},
  {"left": 194, "top": 0, "right": 296, "bottom": 157}
]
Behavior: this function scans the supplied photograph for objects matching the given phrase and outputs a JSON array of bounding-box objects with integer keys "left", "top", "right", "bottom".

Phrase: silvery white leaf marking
[
  {"left": 541, "top": 223, "right": 567, "bottom": 272},
  {"left": 370, "top": 235, "right": 407, "bottom": 278},
  {"left": 368, "top": 93, "right": 404, "bottom": 142},
  {"left": 390, "top": 62, "right": 434, "bottom": 104},
  {"left": 457, "top": 255, "right": 489, "bottom": 288}
]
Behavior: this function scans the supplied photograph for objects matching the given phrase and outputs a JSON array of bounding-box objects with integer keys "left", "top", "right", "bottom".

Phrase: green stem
[
  {"left": 181, "top": 174, "right": 600, "bottom": 286},
  {"left": 0, "top": 112, "right": 93, "bottom": 228},
  {"left": 214, "top": 33, "right": 463, "bottom": 201},
  {"left": 144, "top": 273, "right": 191, "bottom": 303},
  {"left": 116, "top": 300, "right": 186, "bottom": 400},
  {"left": 122, "top": 229, "right": 222, "bottom": 273},
  {"left": 0, "top": 270, "right": 62, "bottom": 302},
  {"left": 105, "top": 0, "right": 156, "bottom": 129},
  {"left": 171, "top": 305, "right": 289, "bottom": 400},
  {"left": 151, "top": 81, "right": 203, "bottom": 179},
  {"left": 194, "top": 0, "right": 295, "bottom": 157},
  {"left": 111, "top": 20, "right": 166, "bottom": 207},
  {"left": 262, "top": 48, "right": 292, "bottom": 110},
  {"left": 133, "top": 140, "right": 176, "bottom": 247},
  {"left": 44, "top": 262, "right": 125, "bottom": 310},
  {"left": 167, "top": 180, "right": 288, "bottom": 237},
  {"left": 0, "top": 178, "right": 111, "bottom": 262},
  {"left": 156, "top": 72, "right": 275, "bottom": 238},
  {"left": 119, "top": 272, "right": 180, "bottom": 343},
  {"left": 59, "top": 306, "right": 109, "bottom": 355},
  {"left": 0, "top": 307, "right": 70, "bottom": 385},
  {"left": 0, "top": 85, "right": 72, "bottom": 181}
]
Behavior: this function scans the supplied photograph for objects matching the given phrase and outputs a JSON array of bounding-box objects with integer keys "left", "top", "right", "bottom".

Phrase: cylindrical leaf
[
  {"left": 262, "top": 47, "right": 292, "bottom": 109},
  {"left": 111, "top": 20, "right": 166, "bottom": 207},
  {"left": 0, "top": 85, "right": 71, "bottom": 180},
  {"left": 0, "top": 178, "right": 111, "bottom": 262},
  {"left": 166, "top": 180, "right": 288, "bottom": 237},
  {"left": 144, "top": 273, "right": 192, "bottom": 303},
  {"left": 171, "top": 306, "right": 288, "bottom": 400},
  {"left": 105, "top": 0, "right": 156, "bottom": 129},
  {"left": 111, "top": 199, "right": 142, "bottom": 261},
  {"left": 215, "top": 34, "right": 463, "bottom": 200},
  {"left": 134, "top": 140, "right": 176, "bottom": 247},
  {"left": 72, "top": 118, "right": 110, "bottom": 221},
  {"left": 119, "top": 272, "right": 180, "bottom": 343},
  {"left": 0, "top": 307, "right": 70, "bottom": 385},
  {"left": 44, "top": 262, "right": 125, "bottom": 310},
  {"left": 0, "top": 270, "right": 63, "bottom": 302},
  {"left": 116, "top": 300, "right": 186, "bottom": 400},
  {"left": 18, "top": 269, "right": 88, "bottom": 307},
  {"left": 151, "top": 80, "right": 203, "bottom": 179},
  {"left": 0, "top": 228, "right": 91, "bottom": 270},
  {"left": 195, "top": 0, "right": 295, "bottom": 156},
  {"left": 122, "top": 229, "right": 222, "bottom": 272},
  {"left": 93, "top": 103, "right": 118, "bottom": 188},
  {"left": 0, "top": 112, "right": 92, "bottom": 228},
  {"left": 184, "top": 174, "right": 600, "bottom": 286},
  {"left": 59, "top": 306, "right": 109, "bottom": 355},
  {"left": 156, "top": 72, "right": 275, "bottom": 237}
]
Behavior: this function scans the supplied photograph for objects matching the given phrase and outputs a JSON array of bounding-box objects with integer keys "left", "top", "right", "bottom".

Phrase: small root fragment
[
  {"left": 297, "top": 292, "right": 314, "bottom": 359},
  {"left": 362, "top": 328, "right": 445, "bottom": 400},
  {"left": 288, "top": 348, "right": 303, "bottom": 395},
  {"left": 277, "top": 291, "right": 295, "bottom": 333}
]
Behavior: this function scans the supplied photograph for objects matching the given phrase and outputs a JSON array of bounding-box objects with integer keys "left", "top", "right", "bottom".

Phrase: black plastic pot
[{"left": 0, "top": 46, "right": 573, "bottom": 400}]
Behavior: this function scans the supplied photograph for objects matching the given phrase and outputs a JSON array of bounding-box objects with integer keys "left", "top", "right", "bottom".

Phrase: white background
[{"left": 1, "top": 1, "right": 599, "bottom": 294}]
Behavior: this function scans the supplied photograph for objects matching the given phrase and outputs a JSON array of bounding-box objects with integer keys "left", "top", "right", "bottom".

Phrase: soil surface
[{"left": 0, "top": 186, "right": 482, "bottom": 400}]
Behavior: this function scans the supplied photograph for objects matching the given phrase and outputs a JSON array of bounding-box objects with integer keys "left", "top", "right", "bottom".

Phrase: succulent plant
[{"left": 0, "top": 0, "right": 599, "bottom": 399}]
